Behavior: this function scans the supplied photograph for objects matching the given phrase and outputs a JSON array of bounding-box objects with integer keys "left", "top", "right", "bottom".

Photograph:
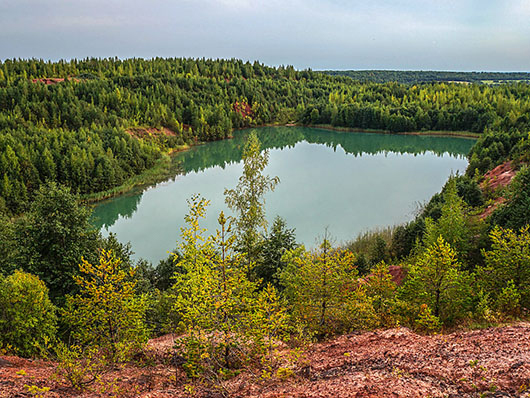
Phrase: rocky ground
[{"left": 1, "top": 324, "right": 530, "bottom": 398}]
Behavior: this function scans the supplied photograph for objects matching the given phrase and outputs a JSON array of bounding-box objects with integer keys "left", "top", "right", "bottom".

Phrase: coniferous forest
[{"left": 1, "top": 58, "right": 530, "bottom": 396}]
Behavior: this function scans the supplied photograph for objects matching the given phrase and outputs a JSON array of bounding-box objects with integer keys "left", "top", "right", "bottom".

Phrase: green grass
[{"left": 81, "top": 145, "right": 189, "bottom": 203}]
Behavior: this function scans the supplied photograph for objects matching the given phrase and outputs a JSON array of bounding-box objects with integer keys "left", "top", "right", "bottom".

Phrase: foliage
[
  {"left": 171, "top": 198, "right": 254, "bottom": 377},
  {"left": 325, "top": 69, "right": 530, "bottom": 84},
  {"left": 54, "top": 342, "right": 107, "bottom": 391},
  {"left": 495, "top": 280, "right": 521, "bottom": 318},
  {"left": 1, "top": 58, "right": 530, "bottom": 215},
  {"left": 478, "top": 226, "right": 530, "bottom": 312},
  {"left": 171, "top": 197, "right": 291, "bottom": 381},
  {"left": 423, "top": 177, "right": 471, "bottom": 263},
  {"left": 225, "top": 131, "right": 279, "bottom": 277},
  {"left": 399, "top": 236, "right": 472, "bottom": 325},
  {"left": 415, "top": 304, "right": 441, "bottom": 334},
  {"left": 364, "top": 262, "right": 400, "bottom": 327},
  {"left": 245, "top": 283, "right": 291, "bottom": 365},
  {"left": 0, "top": 270, "right": 57, "bottom": 357},
  {"left": 14, "top": 182, "right": 99, "bottom": 302},
  {"left": 0, "top": 213, "right": 16, "bottom": 275},
  {"left": 63, "top": 249, "right": 150, "bottom": 362},
  {"left": 256, "top": 216, "right": 298, "bottom": 288},
  {"left": 280, "top": 240, "right": 376, "bottom": 338},
  {"left": 491, "top": 166, "right": 530, "bottom": 230},
  {"left": 344, "top": 227, "right": 394, "bottom": 270}
]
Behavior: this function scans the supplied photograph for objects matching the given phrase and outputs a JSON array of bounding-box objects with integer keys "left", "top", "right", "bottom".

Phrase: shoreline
[
  {"left": 85, "top": 124, "right": 477, "bottom": 204},
  {"left": 81, "top": 145, "right": 191, "bottom": 204},
  {"left": 301, "top": 124, "right": 480, "bottom": 139}
]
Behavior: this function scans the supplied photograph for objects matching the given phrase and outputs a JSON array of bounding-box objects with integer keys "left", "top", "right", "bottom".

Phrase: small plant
[
  {"left": 475, "top": 290, "right": 497, "bottom": 324},
  {"left": 16, "top": 369, "right": 27, "bottom": 376},
  {"left": 458, "top": 360, "right": 497, "bottom": 398},
  {"left": 53, "top": 343, "right": 107, "bottom": 391},
  {"left": 415, "top": 304, "right": 441, "bottom": 334},
  {"left": 275, "top": 366, "right": 295, "bottom": 380},
  {"left": 24, "top": 384, "right": 50, "bottom": 398},
  {"left": 62, "top": 250, "right": 150, "bottom": 363},
  {"left": 496, "top": 280, "right": 521, "bottom": 318}
]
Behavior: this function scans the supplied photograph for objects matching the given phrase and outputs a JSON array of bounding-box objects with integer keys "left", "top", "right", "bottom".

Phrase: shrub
[
  {"left": 478, "top": 226, "right": 530, "bottom": 309},
  {"left": 0, "top": 270, "right": 57, "bottom": 357},
  {"left": 62, "top": 250, "right": 150, "bottom": 362}
]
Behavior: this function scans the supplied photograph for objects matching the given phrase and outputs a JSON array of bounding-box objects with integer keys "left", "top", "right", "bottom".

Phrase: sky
[{"left": 1, "top": 0, "right": 529, "bottom": 71}]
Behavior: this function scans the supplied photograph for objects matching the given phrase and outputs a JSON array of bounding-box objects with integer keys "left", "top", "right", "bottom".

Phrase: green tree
[
  {"left": 245, "top": 283, "right": 290, "bottom": 365},
  {"left": 256, "top": 216, "right": 297, "bottom": 289},
  {"left": 478, "top": 226, "right": 530, "bottom": 311},
  {"left": 15, "top": 182, "right": 99, "bottom": 302},
  {"left": 399, "top": 236, "right": 471, "bottom": 325},
  {"left": 423, "top": 177, "right": 470, "bottom": 264},
  {"left": 280, "top": 240, "right": 375, "bottom": 338},
  {"left": 0, "top": 270, "right": 57, "bottom": 357},
  {"left": 364, "top": 262, "right": 400, "bottom": 327},
  {"left": 225, "top": 131, "right": 279, "bottom": 278},
  {"left": 0, "top": 214, "right": 16, "bottom": 276},
  {"left": 171, "top": 197, "right": 257, "bottom": 376},
  {"left": 63, "top": 250, "right": 150, "bottom": 362}
]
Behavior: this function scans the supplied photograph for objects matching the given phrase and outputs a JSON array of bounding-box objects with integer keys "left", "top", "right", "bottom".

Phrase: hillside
[{"left": 2, "top": 324, "right": 529, "bottom": 397}]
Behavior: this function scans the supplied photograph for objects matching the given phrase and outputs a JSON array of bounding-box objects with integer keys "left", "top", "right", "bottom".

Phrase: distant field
[{"left": 323, "top": 70, "right": 530, "bottom": 84}]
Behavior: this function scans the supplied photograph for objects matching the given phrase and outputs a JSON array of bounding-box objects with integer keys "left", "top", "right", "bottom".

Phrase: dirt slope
[{"left": 1, "top": 324, "right": 529, "bottom": 397}]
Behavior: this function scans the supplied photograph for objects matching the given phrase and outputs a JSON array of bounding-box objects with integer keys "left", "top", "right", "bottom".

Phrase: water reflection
[{"left": 91, "top": 127, "right": 475, "bottom": 262}]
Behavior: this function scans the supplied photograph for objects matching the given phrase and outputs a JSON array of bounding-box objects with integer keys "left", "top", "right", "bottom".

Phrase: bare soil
[
  {"left": 125, "top": 127, "right": 178, "bottom": 139},
  {"left": 479, "top": 161, "right": 517, "bottom": 219},
  {"left": 2, "top": 324, "right": 530, "bottom": 397}
]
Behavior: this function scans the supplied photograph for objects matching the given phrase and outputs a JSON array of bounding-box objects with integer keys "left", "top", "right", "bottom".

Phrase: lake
[{"left": 92, "top": 126, "right": 475, "bottom": 264}]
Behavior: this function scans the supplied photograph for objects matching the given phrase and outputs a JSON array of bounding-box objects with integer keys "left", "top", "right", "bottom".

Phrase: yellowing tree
[
  {"left": 172, "top": 197, "right": 257, "bottom": 377},
  {"left": 171, "top": 196, "right": 289, "bottom": 379},
  {"left": 63, "top": 250, "right": 149, "bottom": 362},
  {"left": 364, "top": 262, "right": 400, "bottom": 327},
  {"left": 225, "top": 131, "right": 279, "bottom": 277}
]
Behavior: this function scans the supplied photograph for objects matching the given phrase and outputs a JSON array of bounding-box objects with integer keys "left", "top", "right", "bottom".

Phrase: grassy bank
[{"left": 81, "top": 145, "right": 190, "bottom": 203}]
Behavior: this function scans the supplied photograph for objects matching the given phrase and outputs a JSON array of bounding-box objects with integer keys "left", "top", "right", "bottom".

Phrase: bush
[
  {"left": 0, "top": 270, "right": 57, "bottom": 357},
  {"left": 62, "top": 250, "right": 150, "bottom": 362}
]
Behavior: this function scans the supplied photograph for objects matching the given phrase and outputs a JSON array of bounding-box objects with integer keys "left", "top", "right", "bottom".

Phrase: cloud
[{"left": 0, "top": 0, "right": 528, "bottom": 70}]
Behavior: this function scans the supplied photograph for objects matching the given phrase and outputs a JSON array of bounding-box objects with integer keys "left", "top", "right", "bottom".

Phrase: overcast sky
[{"left": 1, "top": 0, "right": 529, "bottom": 71}]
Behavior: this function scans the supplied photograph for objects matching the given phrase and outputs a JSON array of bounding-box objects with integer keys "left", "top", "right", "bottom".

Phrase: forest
[
  {"left": 1, "top": 58, "right": 530, "bottom": 214},
  {"left": 325, "top": 69, "right": 530, "bottom": 84},
  {"left": 1, "top": 58, "right": 530, "bottom": 396}
]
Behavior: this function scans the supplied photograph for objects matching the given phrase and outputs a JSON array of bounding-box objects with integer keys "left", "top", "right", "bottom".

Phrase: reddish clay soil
[
  {"left": 233, "top": 101, "right": 253, "bottom": 118},
  {"left": 480, "top": 197, "right": 507, "bottom": 220},
  {"left": 361, "top": 265, "right": 407, "bottom": 287},
  {"left": 2, "top": 324, "right": 530, "bottom": 397},
  {"left": 31, "top": 77, "right": 80, "bottom": 85},
  {"left": 125, "top": 127, "right": 178, "bottom": 139},
  {"left": 478, "top": 161, "right": 517, "bottom": 220},
  {"left": 387, "top": 265, "right": 407, "bottom": 286},
  {"left": 481, "top": 161, "right": 517, "bottom": 191}
]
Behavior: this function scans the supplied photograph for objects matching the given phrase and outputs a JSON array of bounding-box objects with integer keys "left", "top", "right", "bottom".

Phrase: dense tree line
[
  {"left": 324, "top": 70, "right": 530, "bottom": 84},
  {"left": 1, "top": 58, "right": 530, "bottom": 214}
]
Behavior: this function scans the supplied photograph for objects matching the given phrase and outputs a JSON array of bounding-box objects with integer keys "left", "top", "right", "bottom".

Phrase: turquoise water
[{"left": 92, "top": 126, "right": 475, "bottom": 264}]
